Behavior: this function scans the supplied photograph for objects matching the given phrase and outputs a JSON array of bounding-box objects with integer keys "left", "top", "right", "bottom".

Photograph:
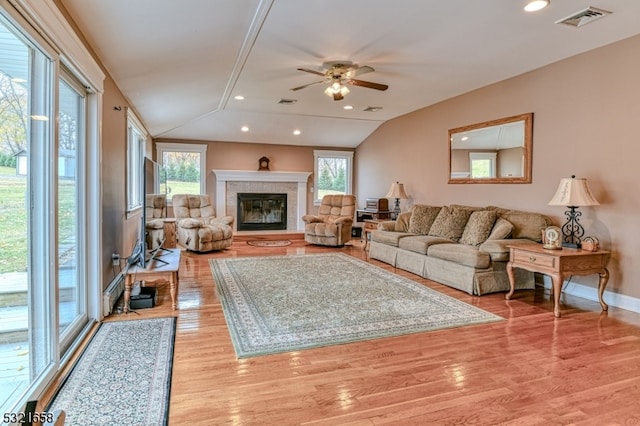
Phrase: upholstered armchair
[
  {"left": 302, "top": 194, "right": 356, "bottom": 247},
  {"left": 172, "top": 194, "right": 234, "bottom": 252},
  {"left": 145, "top": 194, "right": 166, "bottom": 251}
]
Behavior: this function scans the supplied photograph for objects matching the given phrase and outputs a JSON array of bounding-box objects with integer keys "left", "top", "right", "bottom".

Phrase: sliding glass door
[
  {"left": 0, "top": 16, "right": 55, "bottom": 411},
  {"left": 0, "top": 10, "right": 92, "bottom": 412},
  {"left": 58, "top": 71, "right": 88, "bottom": 353}
]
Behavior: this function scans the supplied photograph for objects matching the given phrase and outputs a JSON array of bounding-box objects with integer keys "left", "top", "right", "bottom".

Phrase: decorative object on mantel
[
  {"left": 548, "top": 175, "right": 600, "bottom": 248},
  {"left": 385, "top": 181, "right": 408, "bottom": 220},
  {"left": 258, "top": 156, "right": 270, "bottom": 171}
]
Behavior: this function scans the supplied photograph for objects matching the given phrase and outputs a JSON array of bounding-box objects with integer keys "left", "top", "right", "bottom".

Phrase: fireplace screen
[{"left": 237, "top": 193, "right": 287, "bottom": 231}]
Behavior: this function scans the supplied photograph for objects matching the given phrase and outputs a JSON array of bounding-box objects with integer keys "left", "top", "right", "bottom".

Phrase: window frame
[
  {"left": 469, "top": 152, "right": 497, "bottom": 179},
  {"left": 313, "top": 150, "right": 354, "bottom": 205},
  {"left": 156, "top": 142, "right": 208, "bottom": 201},
  {"left": 0, "top": 0, "right": 104, "bottom": 413},
  {"left": 126, "top": 110, "right": 146, "bottom": 214}
]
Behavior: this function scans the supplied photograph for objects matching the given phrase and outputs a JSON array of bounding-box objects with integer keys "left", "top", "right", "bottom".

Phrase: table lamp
[
  {"left": 385, "top": 181, "right": 408, "bottom": 220},
  {"left": 548, "top": 175, "right": 600, "bottom": 248}
]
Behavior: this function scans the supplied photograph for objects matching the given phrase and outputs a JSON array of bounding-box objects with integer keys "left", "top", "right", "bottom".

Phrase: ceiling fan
[{"left": 290, "top": 61, "right": 388, "bottom": 101}]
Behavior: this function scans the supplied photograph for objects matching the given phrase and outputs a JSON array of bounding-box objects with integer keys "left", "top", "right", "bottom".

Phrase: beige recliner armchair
[
  {"left": 302, "top": 194, "right": 356, "bottom": 247},
  {"left": 145, "top": 194, "right": 166, "bottom": 251},
  {"left": 172, "top": 194, "right": 234, "bottom": 252}
]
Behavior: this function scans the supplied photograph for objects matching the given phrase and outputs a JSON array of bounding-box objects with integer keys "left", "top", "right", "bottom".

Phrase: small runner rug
[
  {"left": 210, "top": 253, "right": 502, "bottom": 358},
  {"left": 48, "top": 317, "right": 176, "bottom": 426},
  {"left": 246, "top": 239, "right": 292, "bottom": 247}
]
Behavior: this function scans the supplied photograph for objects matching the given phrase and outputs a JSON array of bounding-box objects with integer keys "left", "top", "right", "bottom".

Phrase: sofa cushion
[
  {"left": 459, "top": 210, "right": 497, "bottom": 246},
  {"left": 487, "top": 217, "right": 514, "bottom": 240},
  {"left": 428, "top": 206, "right": 473, "bottom": 242},
  {"left": 427, "top": 243, "right": 491, "bottom": 269},
  {"left": 371, "top": 230, "right": 415, "bottom": 247},
  {"left": 408, "top": 205, "right": 441, "bottom": 234},
  {"left": 480, "top": 238, "right": 533, "bottom": 262},
  {"left": 398, "top": 235, "right": 453, "bottom": 255},
  {"left": 501, "top": 210, "right": 552, "bottom": 242}
]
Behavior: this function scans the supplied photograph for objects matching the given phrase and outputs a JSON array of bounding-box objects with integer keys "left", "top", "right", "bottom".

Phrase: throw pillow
[
  {"left": 459, "top": 210, "right": 497, "bottom": 246},
  {"left": 394, "top": 211, "right": 412, "bottom": 232},
  {"left": 427, "top": 206, "right": 473, "bottom": 242},
  {"left": 408, "top": 205, "right": 441, "bottom": 235},
  {"left": 502, "top": 211, "right": 551, "bottom": 242},
  {"left": 486, "top": 217, "right": 514, "bottom": 240}
]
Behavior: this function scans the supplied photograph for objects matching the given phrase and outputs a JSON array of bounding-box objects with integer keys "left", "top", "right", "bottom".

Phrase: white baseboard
[{"left": 538, "top": 275, "right": 640, "bottom": 314}]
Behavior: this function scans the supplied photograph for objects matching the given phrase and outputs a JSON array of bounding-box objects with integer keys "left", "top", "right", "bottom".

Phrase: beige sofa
[{"left": 369, "top": 204, "right": 553, "bottom": 295}]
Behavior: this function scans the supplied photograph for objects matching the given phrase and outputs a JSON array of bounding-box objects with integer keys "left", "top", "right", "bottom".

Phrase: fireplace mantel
[{"left": 212, "top": 169, "right": 311, "bottom": 231}]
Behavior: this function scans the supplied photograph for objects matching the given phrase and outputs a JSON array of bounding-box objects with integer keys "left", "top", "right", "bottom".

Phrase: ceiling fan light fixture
[
  {"left": 324, "top": 82, "right": 349, "bottom": 99},
  {"left": 524, "top": 0, "right": 549, "bottom": 12}
]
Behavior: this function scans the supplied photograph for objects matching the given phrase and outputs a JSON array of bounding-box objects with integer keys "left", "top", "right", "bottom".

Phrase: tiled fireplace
[
  {"left": 237, "top": 193, "right": 287, "bottom": 231},
  {"left": 212, "top": 170, "right": 311, "bottom": 232}
]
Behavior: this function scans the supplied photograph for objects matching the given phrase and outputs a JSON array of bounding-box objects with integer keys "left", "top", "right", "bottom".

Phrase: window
[
  {"left": 126, "top": 112, "right": 146, "bottom": 212},
  {"left": 0, "top": 1, "right": 103, "bottom": 413},
  {"left": 313, "top": 150, "right": 353, "bottom": 204},
  {"left": 156, "top": 142, "right": 207, "bottom": 198},
  {"left": 469, "top": 152, "right": 497, "bottom": 179}
]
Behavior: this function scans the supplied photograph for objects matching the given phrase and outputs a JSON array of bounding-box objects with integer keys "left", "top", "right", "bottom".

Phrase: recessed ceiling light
[
  {"left": 234, "top": 95, "right": 245, "bottom": 100},
  {"left": 241, "top": 126, "right": 249, "bottom": 132},
  {"left": 293, "top": 130, "right": 301, "bottom": 135},
  {"left": 524, "top": 0, "right": 549, "bottom": 12},
  {"left": 343, "top": 105, "right": 353, "bottom": 110}
]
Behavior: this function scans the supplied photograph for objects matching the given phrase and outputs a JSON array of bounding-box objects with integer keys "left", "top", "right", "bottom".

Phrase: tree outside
[
  {"left": 317, "top": 157, "right": 347, "bottom": 199},
  {"left": 161, "top": 151, "right": 201, "bottom": 195}
]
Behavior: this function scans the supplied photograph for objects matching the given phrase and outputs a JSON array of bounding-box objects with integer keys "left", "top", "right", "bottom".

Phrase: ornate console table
[{"left": 506, "top": 243, "right": 610, "bottom": 318}]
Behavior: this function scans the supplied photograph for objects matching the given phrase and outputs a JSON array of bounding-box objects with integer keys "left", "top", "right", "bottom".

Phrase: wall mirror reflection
[{"left": 448, "top": 113, "right": 533, "bottom": 184}]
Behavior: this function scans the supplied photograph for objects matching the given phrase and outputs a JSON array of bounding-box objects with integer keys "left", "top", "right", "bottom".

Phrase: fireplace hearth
[{"left": 237, "top": 193, "right": 287, "bottom": 231}]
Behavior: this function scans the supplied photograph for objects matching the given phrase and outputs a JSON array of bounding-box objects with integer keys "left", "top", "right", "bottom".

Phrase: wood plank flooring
[{"left": 76, "top": 237, "right": 640, "bottom": 424}]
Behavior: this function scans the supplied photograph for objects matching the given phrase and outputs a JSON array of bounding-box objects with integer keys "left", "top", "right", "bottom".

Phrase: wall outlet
[{"left": 111, "top": 253, "right": 120, "bottom": 266}]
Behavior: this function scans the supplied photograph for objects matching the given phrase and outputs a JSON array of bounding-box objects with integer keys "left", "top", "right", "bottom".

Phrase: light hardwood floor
[{"left": 62, "top": 235, "right": 640, "bottom": 424}]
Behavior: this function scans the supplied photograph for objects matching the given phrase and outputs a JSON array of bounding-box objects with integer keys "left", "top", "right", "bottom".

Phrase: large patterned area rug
[
  {"left": 210, "top": 253, "right": 502, "bottom": 358},
  {"left": 48, "top": 317, "right": 176, "bottom": 426}
]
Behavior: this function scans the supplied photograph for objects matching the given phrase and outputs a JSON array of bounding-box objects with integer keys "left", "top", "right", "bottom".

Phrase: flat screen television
[{"left": 129, "top": 157, "right": 167, "bottom": 268}]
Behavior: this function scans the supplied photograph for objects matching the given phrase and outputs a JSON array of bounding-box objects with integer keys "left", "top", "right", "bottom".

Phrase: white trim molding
[{"left": 539, "top": 276, "right": 640, "bottom": 314}]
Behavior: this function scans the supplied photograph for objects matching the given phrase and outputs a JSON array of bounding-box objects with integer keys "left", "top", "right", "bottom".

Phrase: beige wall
[
  {"left": 155, "top": 139, "right": 353, "bottom": 216},
  {"left": 356, "top": 34, "right": 640, "bottom": 299}
]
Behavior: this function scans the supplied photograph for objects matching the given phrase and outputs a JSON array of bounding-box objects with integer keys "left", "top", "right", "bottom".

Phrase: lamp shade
[
  {"left": 385, "top": 182, "right": 408, "bottom": 200},
  {"left": 548, "top": 176, "right": 600, "bottom": 207}
]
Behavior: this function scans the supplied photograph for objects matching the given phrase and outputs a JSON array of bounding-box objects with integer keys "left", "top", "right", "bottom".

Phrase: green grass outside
[
  {"left": 0, "top": 166, "right": 75, "bottom": 274},
  {"left": 164, "top": 179, "right": 200, "bottom": 198}
]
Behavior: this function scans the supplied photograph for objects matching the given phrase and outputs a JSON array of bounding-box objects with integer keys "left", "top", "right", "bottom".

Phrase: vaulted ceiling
[{"left": 60, "top": 0, "right": 640, "bottom": 148}]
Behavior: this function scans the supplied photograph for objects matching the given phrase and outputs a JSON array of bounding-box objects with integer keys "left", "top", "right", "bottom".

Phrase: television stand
[{"left": 124, "top": 248, "right": 181, "bottom": 313}]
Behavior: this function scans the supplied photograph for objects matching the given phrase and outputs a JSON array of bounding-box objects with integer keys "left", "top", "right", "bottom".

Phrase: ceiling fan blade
[
  {"left": 290, "top": 80, "right": 324, "bottom": 91},
  {"left": 348, "top": 65, "right": 374, "bottom": 77},
  {"left": 297, "top": 67, "right": 326, "bottom": 77},
  {"left": 346, "top": 78, "right": 389, "bottom": 91}
]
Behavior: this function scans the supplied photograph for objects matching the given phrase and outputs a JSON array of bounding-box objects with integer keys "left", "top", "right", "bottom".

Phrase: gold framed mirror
[{"left": 448, "top": 113, "right": 533, "bottom": 184}]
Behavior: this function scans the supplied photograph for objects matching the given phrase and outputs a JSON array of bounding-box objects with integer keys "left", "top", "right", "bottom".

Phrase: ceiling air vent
[
  {"left": 555, "top": 7, "right": 611, "bottom": 28},
  {"left": 278, "top": 98, "right": 297, "bottom": 105},
  {"left": 363, "top": 106, "right": 383, "bottom": 112}
]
